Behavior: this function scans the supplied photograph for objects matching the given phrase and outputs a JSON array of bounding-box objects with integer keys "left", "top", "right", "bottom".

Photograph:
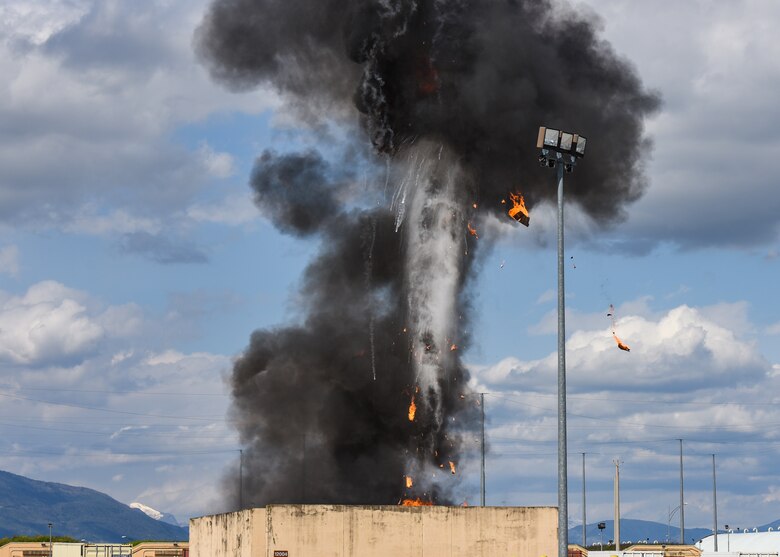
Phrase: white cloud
[
  {"left": 0, "top": 244, "right": 20, "bottom": 277},
  {"left": 0, "top": 0, "right": 278, "bottom": 231},
  {"left": 198, "top": 142, "right": 235, "bottom": 179},
  {"left": 0, "top": 281, "right": 103, "bottom": 365},
  {"left": 187, "top": 191, "right": 259, "bottom": 226}
]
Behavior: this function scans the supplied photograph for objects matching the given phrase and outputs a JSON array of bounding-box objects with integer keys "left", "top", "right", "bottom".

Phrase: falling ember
[
  {"left": 467, "top": 222, "right": 478, "bottom": 238},
  {"left": 405, "top": 476, "right": 413, "bottom": 488},
  {"left": 472, "top": 203, "right": 478, "bottom": 209},
  {"left": 448, "top": 461, "right": 456, "bottom": 475},
  {"left": 450, "top": 344, "right": 458, "bottom": 351},
  {"left": 507, "top": 192, "right": 530, "bottom": 227},
  {"left": 400, "top": 498, "right": 434, "bottom": 507},
  {"left": 408, "top": 393, "right": 417, "bottom": 422},
  {"left": 613, "top": 334, "right": 631, "bottom": 352}
]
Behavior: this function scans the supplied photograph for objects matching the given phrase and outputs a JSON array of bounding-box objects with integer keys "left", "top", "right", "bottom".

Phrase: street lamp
[
  {"left": 668, "top": 504, "right": 687, "bottom": 543},
  {"left": 537, "top": 126, "right": 587, "bottom": 557},
  {"left": 48, "top": 523, "right": 52, "bottom": 557}
]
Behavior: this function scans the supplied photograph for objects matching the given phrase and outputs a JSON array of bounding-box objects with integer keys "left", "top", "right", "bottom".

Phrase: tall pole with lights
[{"left": 537, "top": 126, "right": 587, "bottom": 557}]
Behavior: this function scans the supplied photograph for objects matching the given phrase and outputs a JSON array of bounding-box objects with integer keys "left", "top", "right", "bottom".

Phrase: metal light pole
[
  {"left": 679, "top": 439, "right": 685, "bottom": 544},
  {"left": 481, "top": 392, "right": 486, "bottom": 507},
  {"left": 712, "top": 454, "right": 718, "bottom": 552},
  {"left": 48, "top": 522, "right": 52, "bottom": 557},
  {"left": 537, "top": 126, "right": 586, "bottom": 557},
  {"left": 614, "top": 460, "right": 621, "bottom": 551},
  {"left": 582, "top": 453, "right": 587, "bottom": 547}
]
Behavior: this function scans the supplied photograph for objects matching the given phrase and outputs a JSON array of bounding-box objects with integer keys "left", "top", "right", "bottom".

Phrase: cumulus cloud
[
  {"left": 480, "top": 303, "right": 768, "bottom": 394},
  {"left": 0, "top": 281, "right": 104, "bottom": 365},
  {"left": 469, "top": 297, "right": 780, "bottom": 527},
  {"left": 574, "top": 0, "right": 780, "bottom": 252},
  {"left": 0, "top": 0, "right": 277, "bottom": 232}
]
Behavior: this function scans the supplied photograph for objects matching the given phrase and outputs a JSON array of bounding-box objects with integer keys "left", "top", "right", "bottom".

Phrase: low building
[
  {"left": 131, "top": 542, "right": 188, "bottom": 557},
  {"left": 0, "top": 542, "right": 181, "bottom": 557},
  {"left": 190, "top": 504, "right": 557, "bottom": 557},
  {"left": 697, "top": 530, "right": 780, "bottom": 555}
]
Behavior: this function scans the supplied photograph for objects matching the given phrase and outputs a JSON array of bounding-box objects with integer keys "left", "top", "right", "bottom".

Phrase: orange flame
[
  {"left": 508, "top": 192, "right": 530, "bottom": 227},
  {"left": 449, "top": 461, "right": 456, "bottom": 475},
  {"left": 408, "top": 391, "right": 417, "bottom": 422},
  {"left": 613, "top": 334, "right": 631, "bottom": 352},
  {"left": 401, "top": 498, "right": 434, "bottom": 507},
  {"left": 405, "top": 476, "right": 413, "bottom": 488},
  {"left": 467, "top": 222, "right": 478, "bottom": 238}
]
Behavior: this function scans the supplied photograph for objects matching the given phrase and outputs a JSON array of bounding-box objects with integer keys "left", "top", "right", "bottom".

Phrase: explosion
[{"left": 196, "top": 0, "right": 659, "bottom": 507}]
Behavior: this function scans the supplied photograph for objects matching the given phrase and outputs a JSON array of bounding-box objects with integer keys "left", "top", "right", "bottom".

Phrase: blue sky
[{"left": 1, "top": 0, "right": 780, "bottom": 537}]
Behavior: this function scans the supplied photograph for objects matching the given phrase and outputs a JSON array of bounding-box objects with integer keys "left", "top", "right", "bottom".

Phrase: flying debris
[
  {"left": 499, "top": 260, "right": 505, "bottom": 269},
  {"left": 608, "top": 304, "right": 631, "bottom": 352},
  {"left": 467, "top": 222, "right": 478, "bottom": 238},
  {"left": 507, "top": 193, "right": 530, "bottom": 226},
  {"left": 613, "top": 334, "right": 631, "bottom": 352}
]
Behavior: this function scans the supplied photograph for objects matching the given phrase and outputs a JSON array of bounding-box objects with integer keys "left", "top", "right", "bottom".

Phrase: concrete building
[
  {"left": 0, "top": 543, "right": 130, "bottom": 557},
  {"left": 130, "top": 542, "right": 188, "bottom": 557},
  {"left": 190, "top": 504, "right": 557, "bottom": 557},
  {"left": 0, "top": 542, "right": 185, "bottom": 557}
]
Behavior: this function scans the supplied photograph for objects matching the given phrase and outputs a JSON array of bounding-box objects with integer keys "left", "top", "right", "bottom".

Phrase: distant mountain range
[
  {"left": 568, "top": 519, "right": 716, "bottom": 546},
  {"left": 0, "top": 470, "right": 188, "bottom": 542},
  {"left": 568, "top": 517, "right": 780, "bottom": 547}
]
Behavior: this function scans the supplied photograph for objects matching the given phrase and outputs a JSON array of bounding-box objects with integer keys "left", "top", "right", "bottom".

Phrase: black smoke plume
[{"left": 196, "top": 0, "right": 659, "bottom": 507}]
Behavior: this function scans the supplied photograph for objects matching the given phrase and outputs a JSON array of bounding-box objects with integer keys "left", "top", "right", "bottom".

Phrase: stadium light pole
[{"left": 537, "top": 126, "right": 586, "bottom": 557}]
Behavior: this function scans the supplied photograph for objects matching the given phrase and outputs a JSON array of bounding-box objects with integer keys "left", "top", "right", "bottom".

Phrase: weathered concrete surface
[{"left": 190, "top": 505, "right": 557, "bottom": 557}]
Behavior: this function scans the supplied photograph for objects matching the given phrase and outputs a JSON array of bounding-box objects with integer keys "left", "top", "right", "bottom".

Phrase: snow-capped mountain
[{"left": 129, "top": 502, "right": 180, "bottom": 527}]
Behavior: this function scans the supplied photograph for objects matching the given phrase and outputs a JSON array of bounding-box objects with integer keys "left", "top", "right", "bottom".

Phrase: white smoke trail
[{"left": 401, "top": 141, "right": 467, "bottom": 426}]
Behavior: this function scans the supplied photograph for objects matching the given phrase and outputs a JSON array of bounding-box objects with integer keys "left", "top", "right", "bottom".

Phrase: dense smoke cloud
[{"left": 196, "top": 0, "right": 659, "bottom": 507}]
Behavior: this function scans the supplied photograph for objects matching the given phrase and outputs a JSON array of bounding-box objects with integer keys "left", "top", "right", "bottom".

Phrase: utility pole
[
  {"left": 679, "top": 439, "right": 685, "bottom": 544},
  {"left": 481, "top": 392, "right": 486, "bottom": 507},
  {"left": 712, "top": 454, "right": 718, "bottom": 552},
  {"left": 48, "top": 522, "right": 52, "bottom": 557},
  {"left": 582, "top": 453, "right": 587, "bottom": 547},
  {"left": 239, "top": 449, "right": 243, "bottom": 510},
  {"left": 614, "top": 460, "right": 621, "bottom": 551}
]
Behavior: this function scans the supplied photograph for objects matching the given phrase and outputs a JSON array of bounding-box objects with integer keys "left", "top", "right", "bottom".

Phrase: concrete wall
[{"left": 191, "top": 504, "right": 557, "bottom": 557}]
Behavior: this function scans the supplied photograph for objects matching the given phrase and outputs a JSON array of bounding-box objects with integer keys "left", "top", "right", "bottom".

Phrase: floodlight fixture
[
  {"left": 575, "top": 135, "right": 587, "bottom": 157},
  {"left": 544, "top": 127, "right": 560, "bottom": 147},
  {"left": 537, "top": 126, "right": 586, "bottom": 159},
  {"left": 559, "top": 132, "right": 573, "bottom": 151}
]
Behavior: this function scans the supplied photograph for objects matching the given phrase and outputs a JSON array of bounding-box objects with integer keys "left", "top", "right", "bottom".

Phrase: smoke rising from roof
[{"left": 196, "top": 0, "right": 659, "bottom": 507}]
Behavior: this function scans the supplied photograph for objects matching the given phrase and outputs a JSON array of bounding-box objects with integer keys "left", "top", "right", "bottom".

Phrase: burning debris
[
  {"left": 401, "top": 498, "right": 434, "bottom": 507},
  {"left": 408, "top": 391, "right": 417, "bottom": 422},
  {"left": 196, "top": 0, "right": 659, "bottom": 508},
  {"left": 507, "top": 193, "right": 530, "bottom": 227},
  {"left": 613, "top": 334, "right": 631, "bottom": 352},
  {"left": 608, "top": 304, "right": 632, "bottom": 352}
]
